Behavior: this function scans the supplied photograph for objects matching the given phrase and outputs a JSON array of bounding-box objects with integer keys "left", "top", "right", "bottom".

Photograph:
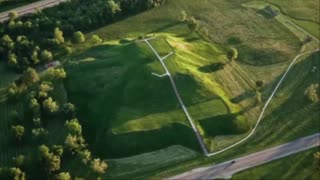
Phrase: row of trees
[
  {"left": 4, "top": 65, "right": 108, "bottom": 179},
  {"left": 0, "top": 0, "right": 165, "bottom": 71}
]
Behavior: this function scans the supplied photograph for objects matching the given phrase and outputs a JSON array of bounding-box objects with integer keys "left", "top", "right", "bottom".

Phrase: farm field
[{"left": 0, "top": 0, "right": 319, "bottom": 179}]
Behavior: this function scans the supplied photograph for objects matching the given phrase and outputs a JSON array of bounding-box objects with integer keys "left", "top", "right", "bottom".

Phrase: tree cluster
[{"left": 0, "top": 0, "right": 166, "bottom": 71}]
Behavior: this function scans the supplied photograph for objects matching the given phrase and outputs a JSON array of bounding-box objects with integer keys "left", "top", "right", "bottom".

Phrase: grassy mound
[{"left": 65, "top": 34, "right": 250, "bottom": 157}]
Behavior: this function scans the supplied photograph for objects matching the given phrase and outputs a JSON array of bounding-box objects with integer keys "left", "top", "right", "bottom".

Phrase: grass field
[
  {"left": 233, "top": 147, "right": 320, "bottom": 180},
  {"left": 243, "top": 1, "right": 320, "bottom": 40},
  {"left": 65, "top": 34, "right": 251, "bottom": 158},
  {"left": 0, "top": 0, "right": 318, "bottom": 178},
  {"left": 62, "top": 0, "right": 318, "bottom": 178},
  {"left": 148, "top": 51, "right": 320, "bottom": 179},
  {"left": 264, "top": 0, "right": 320, "bottom": 23}
]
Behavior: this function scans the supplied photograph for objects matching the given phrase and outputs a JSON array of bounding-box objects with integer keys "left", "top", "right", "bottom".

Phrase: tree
[
  {"left": 38, "top": 81, "right": 54, "bottom": 98},
  {"left": 63, "top": 103, "right": 76, "bottom": 118},
  {"left": 29, "top": 98, "right": 40, "bottom": 114},
  {"left": 41, "top": 50, "right": 53, "bottom": 62},
  {"left": 305, "top": 84, "right": 319, "bottom": 103},
  {"left": 7, "top": 82, "right": 19, "bottom": 98},
  {"left": 1, "top": 34, "right": 14, "bottom": 50},
  {"left": 63, "top": 46, "right": 73, "bottom": 55},
  {"left": 8, "top": 11, "right": 18, "bottom": 20},
  {"left": 0, "top": 167, "right": 25, "bottom": 180},
  {"left": 227, "top": 47, "right": 238, "bottom": 61},
  {"left": 65, "top": 119, "right": 82, "bottom": 135},
  {"left": 43, "top": 97, "right": 59, "bottom": 113},
  {"left": 52, "top": 145, "right": 64, "bottom": 156},
  {"left": 39, "top": 145, "right": 51, "bottom": 159},
  {"left": 256, "top": 80, "right": 265, "bottom": 89},
  {"left": 106, "top": 0, "right": 121, "bottom": 18},
  {"left": 11, "top": 125, "right": 25, "bottom": 142},
  {"left": 7, "top": 52, "right": 18, "bottom": 66},
  {"left": 78, "top": 149, "right": 91, "bottom": 165},
  {"left": 91, "top": 158, "right": 108, "bottom": 174},
  {"left": 179, "top": 10, "right": 187, "bottom": 22},
  {"left": 187, "top": 17, "right": 199, "bottom": 34},
  {"left": 91, "top": 35, "right": 102, "bottom": 44},
  {"left": 64, "top": 134, "right": 86, "bottom": 153},
  {"left": 12, "top": 155, "right": 25, "bottom": 168},
  {"left": 73, "top": 31, "right": 85, "bottom": 43},
  {"left": 54, "top": 27, "right": 65, "bottom": 44},
  {"left": 54, "top": 172, "right": 71, "bottom": 180},
  {"left": 22, "top": 67, "right": 39, "bottom": 86},
  {"left": 38, "top": 145, "right": 61, "bottom": 174},
  {"left": 48, "top": 68, "right": 67, "bottom": 80},
  {"left": 31, "top": 50, "right": 40, "bottom": 64},
  {"left": 32, "top": 128, "right": 48, "bottom": 142}
]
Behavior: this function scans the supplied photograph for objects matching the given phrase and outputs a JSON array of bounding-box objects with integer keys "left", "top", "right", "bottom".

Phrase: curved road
[
  {"left": 168, "top": 133, "right": 320, "bottom": 180},
  {"left": 0, "top": 0, "right": 67, "bottom": 22}
]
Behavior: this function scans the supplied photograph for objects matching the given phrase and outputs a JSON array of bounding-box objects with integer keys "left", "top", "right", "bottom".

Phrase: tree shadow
[
  {"left": 94, "top": 123, "right": 201, "bottom": 158},
  {"left": 257, "top": 6, "right": 278, "bottom": 19},
  {"left": 198, "top": 62, "right": 226, "bottom": 73},
  {"left": 230, "top": 90, "right": 256, "bottom": 104}
]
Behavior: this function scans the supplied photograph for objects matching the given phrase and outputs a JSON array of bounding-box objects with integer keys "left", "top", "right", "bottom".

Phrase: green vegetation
[
  {"left": 264, "top": 0, "right": 320, "bottom": 23},
  {"left": 0, "top": 0, "right": 39, "bottom": 12},
  {"left": 233, "top": 147, "right": 320, "bottom": 180},
  {"left": 0, "top": 0, "right": 319, "bottom": 179}
]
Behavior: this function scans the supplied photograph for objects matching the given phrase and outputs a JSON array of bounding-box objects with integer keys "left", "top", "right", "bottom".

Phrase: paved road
[
  {"left": 0, "top": 0, "right": 67, "bottom": 22},
  {"left": 143, "top": 38, "right": 209, "bottom": 155},
  {"left": 207, "top": 48, "right": 320, "bottom": 157},
  {"left": 168, "top": 133, "right": 320, "bottom": 180}
]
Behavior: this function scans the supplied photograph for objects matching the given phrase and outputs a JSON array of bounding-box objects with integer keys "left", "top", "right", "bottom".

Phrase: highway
[
  {"left": 168, "top": 133, "right": 320, "bottom": 179},
  {"left": 0, "top": 0, "right": 67, "bottom": 22}
]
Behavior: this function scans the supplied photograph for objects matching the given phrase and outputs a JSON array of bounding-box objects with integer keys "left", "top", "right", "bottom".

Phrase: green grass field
[
  {"left": 64, "top": 34, "right": 251, "bottom": 158},
  {"left": 0, "top": 0, "right": 318, "bottom": 178},
  {"left": 233, "top": 147, "right": 320, "bottom": 180},
  {"left": 148, "top": 51, "right": 320, "bottom": 179},
  {"left": 264, "top": 0, "right": 320, "bottom": 23},
  {"left": 62, "top": 0, "right": 318, "bottom": 178}
]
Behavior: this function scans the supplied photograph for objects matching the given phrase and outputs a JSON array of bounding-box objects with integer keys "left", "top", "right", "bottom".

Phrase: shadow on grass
[
  {"left": 230, "top": 90, "right": 256, "bottom": 104},
  {"left": 199, "top": 113, "right": 250, "bottom": 137},
  {"left": 149, "top": 21, "right": 181, "bottom": 34},
  {"left": 94, "top": 123, "right": 201, "bottom": 158},
  {"left": 198, "top": 62, "right": 226, "bottom": 73}
]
